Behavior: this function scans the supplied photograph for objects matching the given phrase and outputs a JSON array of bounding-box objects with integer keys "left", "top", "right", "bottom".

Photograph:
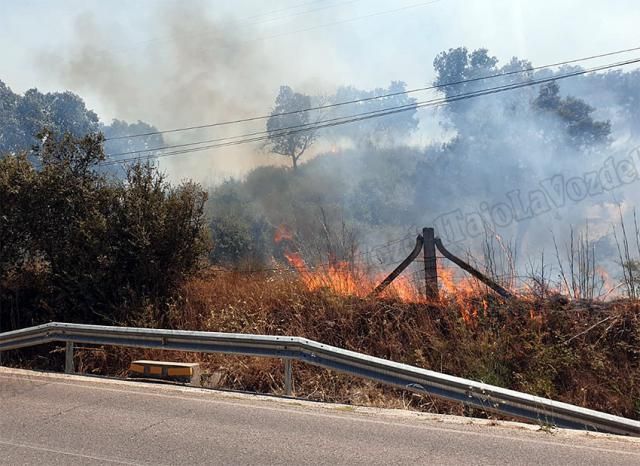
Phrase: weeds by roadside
[{"left": 59, "top": 268, "right": 640, "bottom": 421}]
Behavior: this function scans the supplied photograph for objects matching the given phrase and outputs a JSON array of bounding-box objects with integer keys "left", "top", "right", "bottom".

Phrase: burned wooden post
[
  {"left": 372, "top": 235, "right": 424, "bottom": 296},
  {"left": 423, "top": 227, "right": 438, "bottom": 299},
  {"left": 371, "top": 226, "right": 513, "bottom": 300},
  {"left": 434, "top": 238, "right": 512, "bottom": 299}
]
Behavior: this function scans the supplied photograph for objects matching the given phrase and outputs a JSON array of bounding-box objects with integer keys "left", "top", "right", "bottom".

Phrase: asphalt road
[{"left": 1, "top": 368, "right": 639, "bottom": 465}]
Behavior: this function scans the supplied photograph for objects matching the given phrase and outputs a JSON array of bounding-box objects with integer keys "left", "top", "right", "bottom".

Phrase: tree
[
  {"left": 433, "top": 47, "right": 500, "bottom": 99},
  {"left": 207, "top": 180, "right": 271, "bottom": 267},
  {"left": 0, "top": 81, "right": 25, "bottom": 153},
  {"left": 431, "top": 47, "right": 610, "bottom": 152},
  {"left": 265, "top": 86, "right": 316, "bottom": 171},
  {"left": 432, "top": 47, "right": 534, "bottom": 120},
  {"left": 324, "top": 81, "right": 419, "bottom": 146},
  {"left": 534, "top": 82, "right": 611, "bottom": 148},
  {"left": 100, "top": 119, "right": 166, "bottom": 175},
  {"left": 0, "top": 80, "right": 163, "bottom": 171},
  {"left": 0, "top": 83, "right": 100, "bottom": 154}
]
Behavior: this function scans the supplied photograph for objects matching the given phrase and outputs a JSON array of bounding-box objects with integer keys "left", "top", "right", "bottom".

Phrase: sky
[{"left": 1, "top": 0, "right": 639, "bottom": 181}]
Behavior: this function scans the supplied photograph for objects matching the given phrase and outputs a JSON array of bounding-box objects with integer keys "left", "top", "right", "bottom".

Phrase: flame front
[
  {"left": 274, "top": 226, "right": 525, "bottom": 323},
  {"left": 274, "top": 224, "right": 294, "bottom": 244},
  {"left": 283, "top": 253, "right": 423, "bottom": 301}
]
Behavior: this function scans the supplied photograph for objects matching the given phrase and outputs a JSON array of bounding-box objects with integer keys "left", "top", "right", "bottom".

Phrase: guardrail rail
[{"left": 1, "top": 322, "right": 639, "bottom": 436}]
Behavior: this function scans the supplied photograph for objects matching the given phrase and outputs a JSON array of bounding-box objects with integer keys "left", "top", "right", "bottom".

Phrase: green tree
[
  {"left": 325, "top": 81, "right": 418, "bottom": 146},
  {"left": 433, "top": 47, "right": 500, "bottom": 99},
  {"left": 265, "top": 86, "right": 316, "bottom": 171},
  {"left": 207, "top": 180, "right": 272, "bottom": 267},
  {"left": 534, "top": 81, "right": 611, "bottom": 148},
  {"left": 0, "top": 80, "right": 163, "bottom": 172},
  {"left": 10, "top": 86, "right": 99, "bottom": 152},
  {"left": 101, "top": 119, "right": 166, "bottom": 170}
]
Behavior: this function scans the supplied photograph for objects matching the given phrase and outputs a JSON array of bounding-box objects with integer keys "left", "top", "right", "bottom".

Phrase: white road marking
[
  {"left": 2, "top": 371, "right": 640, "bottom": 458},
  {"left": 0, "top": 438, "right": 145, "bottom": 465}
]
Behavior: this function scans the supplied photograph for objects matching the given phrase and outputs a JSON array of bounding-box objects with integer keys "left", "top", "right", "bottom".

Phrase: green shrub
[{"left": 0, "top": 130, "right": 210, "bottom": 330}]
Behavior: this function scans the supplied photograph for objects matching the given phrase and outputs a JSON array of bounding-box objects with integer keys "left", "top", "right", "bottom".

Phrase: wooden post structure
[
  {"left": 434, "top": 238, "right": 512, "bottom": 299},
  {"left": 372, "top": 235, "right": 424, "bottom": 296},
  {"left": 423, "top": 227, "right": 438, "bottom": 299},
  {"left": 372, "top": 226, "right": 511, "bottom": 301}
]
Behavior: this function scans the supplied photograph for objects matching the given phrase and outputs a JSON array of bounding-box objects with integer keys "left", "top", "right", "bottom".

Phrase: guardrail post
[
  {"left": 2, "top": 322, "right": 639, "bottom": 435},
  {"left": 64, "top": 341, "right": 75, "bottom": 374},
  {"left": 284, "top": 359, "right": 292, "bottom": 396}
]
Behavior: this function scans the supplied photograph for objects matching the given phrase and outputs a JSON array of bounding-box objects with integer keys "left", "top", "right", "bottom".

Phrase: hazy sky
[{"left": 2, "top": 0, "right": 638, "bottom": 180}]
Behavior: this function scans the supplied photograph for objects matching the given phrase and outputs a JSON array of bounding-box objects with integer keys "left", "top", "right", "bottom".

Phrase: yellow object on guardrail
[{"left": 128, "top": 360, "right": 201, "bottom": 386}]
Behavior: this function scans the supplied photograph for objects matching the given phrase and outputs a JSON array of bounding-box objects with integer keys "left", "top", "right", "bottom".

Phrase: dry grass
[{"left": 71, "top": 268, "right": 640, "bottom": 420}]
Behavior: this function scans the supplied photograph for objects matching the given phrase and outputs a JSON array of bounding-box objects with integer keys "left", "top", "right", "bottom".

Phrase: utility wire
[
  {"left": 107, "top": 56, "right": 640, "bottom": 158},
  {"left": 110, "top": 0, "right": 428, "bottom": 61},
  {"left": 105, "top": 45, "right": 640, "bottom": 141},
  {"left": 106, "top": 0, "right": 354, "bottom": 55},
  {"left": 101, "top": 56, "right": 640, "bottom": 165},
  {"left": 104, "top": 56, "right": 640, "bottom": 163}
]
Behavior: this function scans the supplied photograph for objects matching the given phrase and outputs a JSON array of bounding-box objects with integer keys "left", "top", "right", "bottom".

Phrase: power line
[
  {"left": 108, "top": 55, "right": 640, "bottom": 158},
  {"left": 239, "top": 0, "right": 360, "bottom": 26},
  {"left": 104, "top": 1, "right": 446, "bottom": 107},
  {"left": 103, "top": 56, "right": 640, "bottom": 163},
  {"left": 100, "top": 56, "right": 640, "bottom": 165},
  {"left": 107, "top": 0, "right": 355, "bottom": 55},
  {"left": 130, "top": 0, "right": 361, "bottom": 51},
  {"left": 105, "top": 44, "right": 640, "bottom": 141}
]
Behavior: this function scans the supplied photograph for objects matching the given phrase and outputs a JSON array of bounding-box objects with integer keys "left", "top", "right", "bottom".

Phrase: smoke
[
  {"left": 417, "top": 67, "right": 640, "bottom": 283},
  {"left": 37, "top": 1, "right": 343, "bottom": 182},
  {"left": 32, "top": 2, "right": 640, "bottom": 287}
]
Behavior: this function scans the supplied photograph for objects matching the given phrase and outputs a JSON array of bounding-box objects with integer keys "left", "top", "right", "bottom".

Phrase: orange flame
[
  {"left": 274, "top": 224, "right": 294, "bottom": 244},
  {"left": 596, "top": 266, "right": 622, "bottom": 299},
  {"left": 281, "top": 248, "right": 425, "bottom": 302},
  {"left": 283, "top": 252, "right": 364, "bottom": 296},
  {"left": 283, "top": 249, "right": 499, "bottom": 324},
  {"left": 438, "top": 265, "right": 483, "bottom": 323},
  {"left": 274, "top": 227, "right": 558, "bottom": 327},
  {"left": 281, "top": 246, "right": 493, "bottom": 315}
]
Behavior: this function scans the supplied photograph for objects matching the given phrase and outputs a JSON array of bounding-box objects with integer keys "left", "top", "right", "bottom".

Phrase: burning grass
[{"left": 71, "top": 267, "right": 640, "bottom": 421}]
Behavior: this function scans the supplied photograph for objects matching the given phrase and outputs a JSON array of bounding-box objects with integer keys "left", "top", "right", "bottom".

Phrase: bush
[
  {"left": 207, "top": 180, "right": 272, "bottom": 268},
  {"left": 0, "top": 130, "right": 210, "bottom": 330}
]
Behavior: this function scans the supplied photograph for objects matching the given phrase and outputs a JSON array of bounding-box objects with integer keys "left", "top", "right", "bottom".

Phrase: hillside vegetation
[
  {"left": 2, "top": 46, "right": 640, "bottom": 422},
  {"left": 61, "top": 269, "right": 639, "bottom": 421}
]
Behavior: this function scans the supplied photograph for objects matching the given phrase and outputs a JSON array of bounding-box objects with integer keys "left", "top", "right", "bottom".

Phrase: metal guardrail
[{"left": 1, "top": 322, "right": 639, "bottom": 436}]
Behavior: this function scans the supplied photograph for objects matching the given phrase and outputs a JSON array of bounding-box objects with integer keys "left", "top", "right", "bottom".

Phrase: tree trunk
[{"left": 291, "top": 154, "right": 298, "bottom": 171}]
